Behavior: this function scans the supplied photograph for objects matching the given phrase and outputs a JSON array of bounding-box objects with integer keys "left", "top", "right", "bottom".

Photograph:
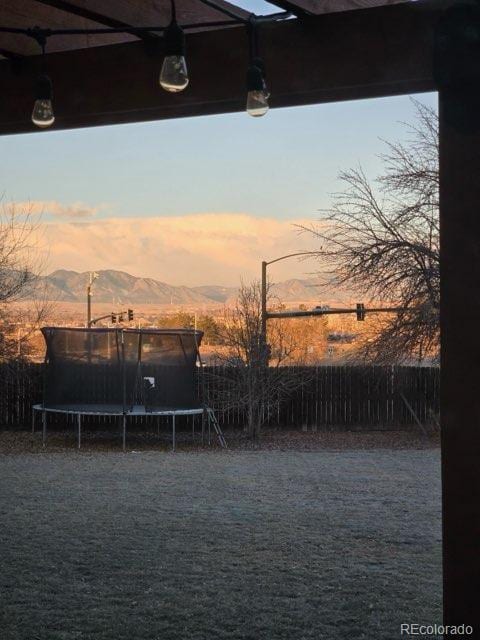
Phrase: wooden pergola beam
[
  {"left": 32, "top": 0, "right": 150, "bottom": 39},
  {"left": 263, "top": 0, "right": 313, "bottom": 17},
  {"left": 0, "top": 47, "right": 24, "bottom": 61},
  {"left": 195, "top": 0, "right": 251, "bottom": 21},
  {"left": 0, "top": 0, "right": 440, "bottom": 135},
  {"left": 264, "top": 0, "right": 410, "bottom": 17}
]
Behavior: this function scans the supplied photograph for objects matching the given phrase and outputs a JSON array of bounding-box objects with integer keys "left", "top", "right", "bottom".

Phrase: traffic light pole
[
  {"left": 86, "top": 272, "right": 98, "bottom": 328},
  {"left": 87, "top": 289, "right": 92, "bottom": 327},
  {"left": 260, "top": 255, "right": 409, "bottom": 359},
  {"left": 261, "top": 260, "right": 267, "bottom": 347},
  {"left": 89, "top": 313, "right": 115, "bottom": 326},
  {"left": 265, "top": 305, "right": 407, "bottom": 320},
  {"left": 90, "top": 309, "right": 134, "bottom": 326},
  {"left": 261, "top": 252, "right": 315, "bottom": 350}
]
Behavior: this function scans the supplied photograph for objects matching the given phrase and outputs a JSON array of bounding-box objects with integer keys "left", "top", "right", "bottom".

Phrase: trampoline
[{"left": 33, "top": 327, "right": 226, "bottom": 450}]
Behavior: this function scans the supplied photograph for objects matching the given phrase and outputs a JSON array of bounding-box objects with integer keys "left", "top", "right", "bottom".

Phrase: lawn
[{"left": 0, "top": 446, "right": 442, "bottom": 640}]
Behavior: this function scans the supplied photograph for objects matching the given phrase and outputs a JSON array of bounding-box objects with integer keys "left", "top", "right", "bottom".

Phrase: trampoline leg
[
  {"left": 208, "top": 411, "right": 211, "bottom": 446},
  {"left": 32, "top": 408, "right": 35, "bottom": 434},
  {"left": 192, "top": 415, "right": 195, "bottom": 442},
  {"left": 42, "top": 410, "right": 46, "bottom": 448},
  {"left": 122, "top": 414, "right": 126, "bottom": 452},
  {"left": 77, "top": 414, "right": 81, "bottom": 449},
  {"left": 201, "top": 410, "right": 205, "bottom": 445},
  {"left": 172, "top": 415, "right": 176, "bottom": 452}
]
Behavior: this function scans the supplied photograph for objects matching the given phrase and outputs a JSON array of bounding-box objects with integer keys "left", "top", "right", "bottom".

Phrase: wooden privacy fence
[
  {"left": 0, "top": 362, "right": 439, "bottom": 430},
  {"left": 203, "top": 365, "right": 439, "bottom": 430}
]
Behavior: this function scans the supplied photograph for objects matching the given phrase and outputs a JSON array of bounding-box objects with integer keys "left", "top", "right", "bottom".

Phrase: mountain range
[{"left": 37, "top": 269, "right": 351, "bottom": 306}]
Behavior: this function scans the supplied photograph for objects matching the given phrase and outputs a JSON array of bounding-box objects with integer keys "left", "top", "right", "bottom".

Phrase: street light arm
[
  {"left": 90, "top": 313, "right": 114, "bottom": 326},
  {"left": 265, "top": 251, "right": 315, "bottom": 266}
]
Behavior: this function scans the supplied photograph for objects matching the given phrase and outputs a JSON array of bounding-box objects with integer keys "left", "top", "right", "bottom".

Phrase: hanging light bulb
[
  {"left": 30, "top": 31, "right": 55, "bottom": 129},
  {"left": 246, "top": 58, "right": 269, "bottom": 117},
  {"left": 159, "top": 2, "right": 189, "bottom": 93},
  {"left": 32, "top": 74, "right": 55, "bottom": 128}
]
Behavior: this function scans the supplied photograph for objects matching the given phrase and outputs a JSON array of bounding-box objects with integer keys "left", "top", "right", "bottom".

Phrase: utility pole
[
  {"left": 87, "top": 272, "right": 99, "bottom": 327},
  {"left": 261, "top": 260, "right": 267, "bottom": 347}
]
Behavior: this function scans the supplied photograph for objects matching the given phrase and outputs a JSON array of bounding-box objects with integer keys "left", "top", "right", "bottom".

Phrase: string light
[
  {"left": 246, "top": 19, "right": 269, "bottom": 117},
  {"left": 30, "top": 30, "right": 55, "bottom": 129},
  {"left": 32, "top": 73, "right": 54, "bottom": 128},
  {"left": 246, "top": 58, "right": 269, "bottom": 117},
  {"left": 0, "top": 10, "right": 291, "bottom": 126},
  {"left": 159, "top": 0, "right": 189, "bottom": 92}
]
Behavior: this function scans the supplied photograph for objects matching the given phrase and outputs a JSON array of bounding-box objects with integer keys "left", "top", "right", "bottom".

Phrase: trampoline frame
[{"left": 32, "top": 404, "right": 225, "bottom": 451}]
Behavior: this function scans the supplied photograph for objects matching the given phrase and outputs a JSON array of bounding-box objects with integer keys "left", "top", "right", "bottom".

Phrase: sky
[{"left": 1, "top": 90, "right": 437, "bottom": 287}]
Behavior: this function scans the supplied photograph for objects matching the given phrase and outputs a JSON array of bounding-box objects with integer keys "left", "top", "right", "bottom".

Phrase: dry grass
[
  {"left": 0, "top": 428, "right": 439, "bottom": 455},
  {"left": 0, "top": 439, "right": 441, "bottom": 640}
]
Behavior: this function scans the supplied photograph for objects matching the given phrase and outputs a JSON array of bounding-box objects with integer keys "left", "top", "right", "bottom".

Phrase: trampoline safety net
[{"left": 40, "top": 327, "right": 204, "bottom": 413}]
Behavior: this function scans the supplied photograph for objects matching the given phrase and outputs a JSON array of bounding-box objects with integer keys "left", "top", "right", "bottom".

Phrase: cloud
[
  {"left": 13, "top": 200, "right": 102, "bottom": 219},
  {"left": 40, "top": 212, "right": 321, "bottom": 286}
]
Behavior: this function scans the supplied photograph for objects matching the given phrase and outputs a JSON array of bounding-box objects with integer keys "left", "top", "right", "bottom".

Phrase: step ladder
[{"left": 206, "top": 408, "right": 227, "bottom": 449}]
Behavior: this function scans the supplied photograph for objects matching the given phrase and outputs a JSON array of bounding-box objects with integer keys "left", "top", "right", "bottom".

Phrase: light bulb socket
[
  {"left": 35, "top": 74, "right": 53, "bottom": 100},
  {"left": 247, "top": 59, "right": 266, "bottom": 92},
  {"left": 164, "top": 20, "right": 185, "bottom": 57},
  {"left": 29, "top": 26, "right": 49, "bottom": 52}
]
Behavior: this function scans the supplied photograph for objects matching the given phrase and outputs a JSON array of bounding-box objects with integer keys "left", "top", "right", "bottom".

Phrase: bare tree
[
  {"left": 299, "top": 100, "right": 439, "bottom": 364},
  {"left": 206, "top": 281, "right": 312, "bottom": 440},
  {"left": 0, "top": 201, "right": 50, "bottom": 362},
  {"left": 267, "top": 306, "right": 329, "bottom": 365}
]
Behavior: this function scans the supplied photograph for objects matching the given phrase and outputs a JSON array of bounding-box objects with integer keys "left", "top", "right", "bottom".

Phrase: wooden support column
[
  {"left": 440, "top": 88, "right": 480, "bottom": 631},
  {"left": 439, "top": 92, "right": 480, "bottom": 634},
  {"left": 437, "top": 3, "right": 480, "bottom": 630}
]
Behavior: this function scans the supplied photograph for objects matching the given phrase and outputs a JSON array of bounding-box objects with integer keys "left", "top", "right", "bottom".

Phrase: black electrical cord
[
  {"left": 247, "top": 15, "right": 258, "bottom": 62},
  {"left": 0, "top": 21, "right": 241, "bottom": 39},
  {"left": 0, "top": 9, "right": 292, "bottom": 43}
]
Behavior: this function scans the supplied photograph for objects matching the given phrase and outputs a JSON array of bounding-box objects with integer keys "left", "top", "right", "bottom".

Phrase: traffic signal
[
  {"left": 111, "top": 313, "right": 116, "bottom": 324},
  {"left": 356, "top": 303, "right": 365, "bottom": 321},
  {"left": 118, "top": 313, "right": 124, "bottom": 323},
  {"left": 128, "top": 309, "right": 134, "bottom": 321}
]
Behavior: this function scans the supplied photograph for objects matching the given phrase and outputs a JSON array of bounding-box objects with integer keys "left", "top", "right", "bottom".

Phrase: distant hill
[
  {"left": 38, "top": 269, "right": 353, "bottom": 306},
  {"left": 43, "top": 269, "right": 212, "bottom": 305},
  {"left": 191, "top": 285, "right": 237, "bottom": 303}
]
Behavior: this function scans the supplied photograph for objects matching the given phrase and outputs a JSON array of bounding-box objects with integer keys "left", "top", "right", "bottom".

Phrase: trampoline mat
[{"left": 36, "top": 404, "right": 205, "bottom": 415}]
